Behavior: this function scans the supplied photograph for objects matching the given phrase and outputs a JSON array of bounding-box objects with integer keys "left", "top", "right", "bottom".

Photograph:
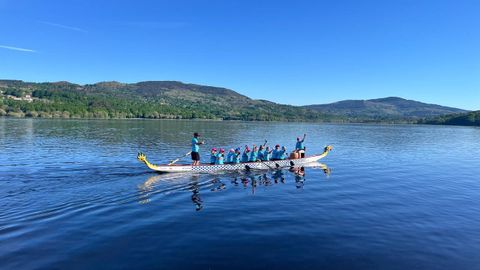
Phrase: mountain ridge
[
  {"left": 304, "top": 96, "right": 466, "bottom": 120},
  {"left": 0, "top": 79, "right": 470, "bottom": 123}
]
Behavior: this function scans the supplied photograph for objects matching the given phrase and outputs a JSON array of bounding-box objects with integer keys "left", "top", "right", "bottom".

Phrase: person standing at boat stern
[
  {"left": 295, "top": 134, "right": 307, "bottom": 158},
  {"left": 191, "top": 132, "right": 205, "bottom": 166}
]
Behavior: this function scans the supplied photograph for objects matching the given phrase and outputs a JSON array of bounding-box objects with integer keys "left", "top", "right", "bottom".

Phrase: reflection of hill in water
[{"left": 138, "top": 163, "right": 331, "bottom": 210}]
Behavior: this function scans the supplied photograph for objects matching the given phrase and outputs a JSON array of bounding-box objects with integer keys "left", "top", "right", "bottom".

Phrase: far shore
[{"left": 1, "top": 115, "right": 468, "bottom": 127}]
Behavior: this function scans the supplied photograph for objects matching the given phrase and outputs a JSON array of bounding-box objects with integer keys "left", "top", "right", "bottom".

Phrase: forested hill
[
  {"left": 304, "top": 97, "right": 466, "bottom": 121},
  {"left": 0, "top": 80, "right": 334, "bottom": 121},
  {"left": 0, "top": 80, "right": 471, "bottom": 124},
  {"left": 421, "top": 111, "right": 480, "bottom": 126}
]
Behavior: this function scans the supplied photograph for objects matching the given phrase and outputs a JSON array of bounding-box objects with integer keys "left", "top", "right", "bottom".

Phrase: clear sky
[{"left": 0, "top": 0, "right": 479, "bottom": 110}]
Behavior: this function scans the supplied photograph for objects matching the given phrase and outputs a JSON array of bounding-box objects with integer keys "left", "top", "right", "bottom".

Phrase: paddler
[
  {"left": 295, "top": 134, "right": 307, "bottom": 158},
  {"left": 242, "top": 145, "right": 251, "bottom": 163},
  {"left": 279, "top": 146, "right": 288, "bottom": 160},
  {"left": 233, "top": 147, "right": 241, "bottom": 164},
  {"left": 249, "top": 145, "right": 259, "bottom": 162},
  {"left": 272, "top": 144, "right": 281, "bottom": 160},
  {"left": 191, "top": 132, "right": 204, "bottom": 166},
  {"left": 262, "top": 146, "right": 273, "bottom": 161},
  {"left": 226, "top": 148, "right": 235, "bottom": 164},
  {"left": 210, "top": 148, "right": 217, "bottom": 164},
  {"left": 257, "top": 145, "right": 265, "bottom": 161},
  {"left": 215, "top": 148, "right": 225, "bottom": 165}
]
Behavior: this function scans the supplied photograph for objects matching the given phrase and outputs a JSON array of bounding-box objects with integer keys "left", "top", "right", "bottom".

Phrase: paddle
[
  {"left": 168, "top": 151, "right": 192, "bottom": 165},
  {"left": 259, "top": 158, "right": 275, "bottom": 170}
]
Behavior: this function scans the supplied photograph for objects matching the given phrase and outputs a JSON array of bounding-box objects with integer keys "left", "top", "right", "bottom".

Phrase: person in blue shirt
[
  {"left": 279, "top": 146, "right": 288, "bottom": 160},
  {"left": 257, "top": 145, "right": 265, "bottom": 161},
  {"left": 215, "top": 148, "right": 225, "bottom": 165},
  {"left": 233, "top": 148, "right": 241, "bottom": 164},
  {"left": 249, "top": 145, "right": 259, "bottom": 162},
  {"left": 242, "top": 145, "right": 251, "bottom": 163},
  {"left": 272, "top": 145, "right": 281, "bottom": 160},
  {"left": 191, "top": 132, "right": 204, "bottom": 166},
  {"left": 226, "top": 149, "right": 235, "bottom": 164},
  {"left": 210, "top": 148, "right": 217, "bottom": 164},
  {"left": 262, "top": 146, "right": 272, "bottom": 161},
  {"left": 295, "top": 134, "right": 307, "bottom": 158}
]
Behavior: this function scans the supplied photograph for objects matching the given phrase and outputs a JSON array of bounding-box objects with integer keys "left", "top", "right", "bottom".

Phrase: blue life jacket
[
  {"left": 242, "top": 151, "right": 250, "bottom": 163},
  {"left": 257, "top": 151, "right": 264, "bottom": 161},
  {"left": 233, "top": 153, "right": 241, "bottom": 164},
  {"left": 249, "top": 150, "right": 258, "bottom": 162},
  {"left": 226, "top": 152, "right": 235, "bottom": 163},
  {"left": 262, "top": 150, "right": 271, "bottom": 161},
  {"left": 215, "top": 153, "right": 224, "bottom": 165},
  {"left": 210, "top": 153, "right": 217, "bottom": 164},
  {"left": 272, "top": 149, "right": 281, "bottom": 160}
]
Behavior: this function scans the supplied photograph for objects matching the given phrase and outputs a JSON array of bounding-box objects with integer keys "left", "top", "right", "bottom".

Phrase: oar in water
[
  {"left": 168, "top": 151, "right": 192, "bottom": 165},
  {"left": 259, "top": 158, "right": 276, "bottom": 170}
]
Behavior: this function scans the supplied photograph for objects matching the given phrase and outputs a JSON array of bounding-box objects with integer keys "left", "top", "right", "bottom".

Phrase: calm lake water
[{"left": 1, "top": 118, "right": 480, "bottom": 270}]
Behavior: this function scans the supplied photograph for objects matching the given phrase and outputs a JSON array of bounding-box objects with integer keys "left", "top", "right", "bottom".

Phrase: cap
[
  {"left": 220, "top": 148, "right": 225, "bottom": 152},
  {"left": 230, "top": 148, "right": 235, "bottom": 152},
  {"left": 275, "top": 144, "right": 280, "bottom": 148},
  {"left": 194, "top": 132, "right": 200, "bottom": 137},
  {"left": 211, "top": 148, "right": 217, "bottom": 151}
]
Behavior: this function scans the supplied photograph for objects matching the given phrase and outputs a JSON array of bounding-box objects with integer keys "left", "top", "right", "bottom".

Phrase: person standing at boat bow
[
  {"left": 295, "top": 134, "right": 307, "bottom": 158},
  {"left": 191, "top": 132, "right": 205, "bottom": 166}
]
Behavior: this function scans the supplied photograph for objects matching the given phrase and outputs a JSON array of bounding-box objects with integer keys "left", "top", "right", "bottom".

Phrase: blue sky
[{"left": 0, "top": 0, "right": 479, "bottom": 109}]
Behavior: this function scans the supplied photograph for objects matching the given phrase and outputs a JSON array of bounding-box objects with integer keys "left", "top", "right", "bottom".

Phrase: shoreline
[{"left": 1, "top": 115, "right": 474, "bottom": 127}]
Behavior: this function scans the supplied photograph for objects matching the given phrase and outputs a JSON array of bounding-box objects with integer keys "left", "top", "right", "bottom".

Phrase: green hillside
[
  {"left": 1, "top": 80, "right": 472, "bottom": 124},
  {"left": 0, "top": 80, "right": 335, "bottom": 121},
  {"left": 422, "top": 111, "right": 480, "bottom": 126},
  {"left": 304, "top": 97, "right": 466, "bottom": 121}
]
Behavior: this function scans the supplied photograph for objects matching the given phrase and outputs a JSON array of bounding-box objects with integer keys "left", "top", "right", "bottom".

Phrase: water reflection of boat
[
  {"left": 137, "top": 146, "right": 332, "bottom": 173},
  {"left": 138, "top": 163, "right": 331, "bottom": 209}
]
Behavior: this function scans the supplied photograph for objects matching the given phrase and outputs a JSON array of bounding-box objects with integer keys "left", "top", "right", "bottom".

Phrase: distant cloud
[
  {"left": 39, "top": 21, "right": 87, "bottom": 33},
  {"left": 0, "top": 45, "right": 36, "bottom": 53}
]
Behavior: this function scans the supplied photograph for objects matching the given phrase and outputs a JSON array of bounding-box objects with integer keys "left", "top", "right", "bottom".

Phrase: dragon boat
[{"left": 137, "top": 145, "right": 333, "bottom": 173}]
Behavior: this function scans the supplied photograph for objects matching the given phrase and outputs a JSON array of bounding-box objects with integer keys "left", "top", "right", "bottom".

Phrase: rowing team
[{"left": 190, "top": 132, "right": 306, "bottom": 166}]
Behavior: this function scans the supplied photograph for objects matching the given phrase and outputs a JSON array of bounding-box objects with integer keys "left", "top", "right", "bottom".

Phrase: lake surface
[{"left": 1, "top": 118, "right": 480, "bottom": 270}]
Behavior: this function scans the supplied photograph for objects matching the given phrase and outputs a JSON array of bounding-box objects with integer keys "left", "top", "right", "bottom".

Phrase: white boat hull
[{"left": 138, "top": 146, "right": 332, "bottom": 173}]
